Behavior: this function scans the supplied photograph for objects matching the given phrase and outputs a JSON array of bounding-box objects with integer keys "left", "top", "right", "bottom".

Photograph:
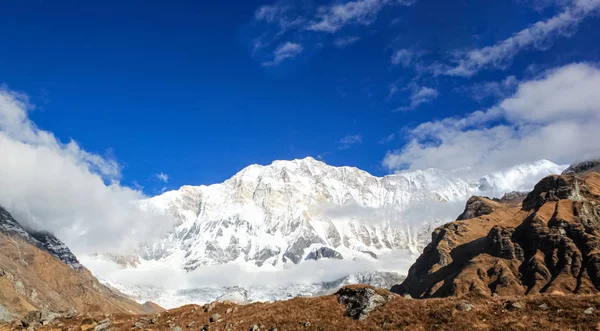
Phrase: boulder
[{"left": 337, "top": 287, "right": 388, "bottom": 320}]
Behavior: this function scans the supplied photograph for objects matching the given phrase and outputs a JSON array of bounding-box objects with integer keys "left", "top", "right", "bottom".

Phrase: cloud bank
[
  {"left": 384, "top": 62, "right": 600, "bottom": 172},
  {"left": 0, "top": 87, "right": 174, "bottom": 254}
]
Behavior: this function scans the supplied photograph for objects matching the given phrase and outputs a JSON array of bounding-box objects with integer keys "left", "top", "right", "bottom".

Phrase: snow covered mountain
[
  {"left": 86, "top": 157, "right": 567, "bottom": 307},
  {"left": 137, "top": 157, "right": 565, "bottom": 269}
]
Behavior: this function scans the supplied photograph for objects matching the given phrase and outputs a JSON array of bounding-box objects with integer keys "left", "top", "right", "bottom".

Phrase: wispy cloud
[
  {"left": 395, "top": 86, "right": 439, "bottom": 111},
  {"left": 155, "top": 172, "right": 169, "bottom": 183},
  {"left": 437, "top": 0, "right": 600, "bottom": 77},
  {"left": 308, "top": 0, "right": 387, "bottom": 33},
  {"left": 390, "top": 49, "right": 415, "bottom": 67},
  {"left": 456, "top": 75, "right": 519, "bottom": 102},
  {"left": 262, "top": 42, "right": 304, "bottom": 66},
  {"left": 384, "top": 62, "right": 600, "bottom": 172},
  {"left": 333, "top": 36, "right": 361, "bottom": 48},
  {"left": 251, "top": 0, "right": 418, "bottom": 65},
  {"left": 338, "top": 134, "right": 363, "bottom": 150},
  {"left": 378, "top": 133, "right": 396, "bottom": 144}
]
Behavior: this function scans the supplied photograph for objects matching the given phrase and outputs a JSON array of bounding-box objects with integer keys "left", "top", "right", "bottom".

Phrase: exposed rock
[
  {"left": 457, "top": 196, "right": 495, "bottom": 220},
  {"left": 585, "top": 307, "right": 595, "bottom": 315},
  {"left": 337, "top": 286, "right": 388, "bottom": 320},
  {"left": 392, "top": 171, "right": 600, "bottom": 299},
  {"left": 210, "top": 313, "right": 221, "bottom": 322},
  {"left": 20, "top": 310, "right": 41, "bottom": 327},
  {"left": 94, "top": 318, "right": 112, "bottom": 331},
  {"left": 80, "top": 318, "right": 97, "bottom": 331},
  {"left": 304, "top": 247, "right": 343, "bottom": 261},
  {"left": 250, "top": 324, "right": 260, "bottom": 331},
  {"left": 0, "top": 304, "right": 13, "bottom": 323},
  {"left": 204, "top": 302, "right": 216, "bottom": 313},
  {"left": 456, "top": 303, "right": 473, "bottom": 312},
  {"left": 538, "top": 303, "right": 548, "bottom": 311},
  {"left": 562, "top": 160, "right": 600, "bottom": 175},
  {"left": 505, "top": 301, "right": 523, "bottom": 311},
  {"left": 29, "top": 230, "right": 83, "bottom": 269},
  {"left": 495, "top": 191, "right": 528, "bottom": 203}
]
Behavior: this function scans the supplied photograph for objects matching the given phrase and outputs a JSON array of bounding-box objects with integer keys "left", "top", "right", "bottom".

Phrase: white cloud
[
  {"left": 395, "top": 86, "right": 439, "bottom": 111},
  {"left": 262, "top": 42, "right": 304, "bottom": 66},
  {"left": 390, "top": 49, "right": 414, "bottom": 67},
  {"left": 440, "top": 0, "right": 600, "bottom": 77},
  {"left": 155, "top": 172, "right": 169, "bottom": 183},
  {"left": 0, "top": 87, "right": 174, "bottom": 255},
  {"left": 333, "top": 36, "right": 361, "bottom": 48},
  {"left": 338, "top": 134, "right": 363, "bottom": 150},
  {"left": 383, "top": 62, "right": 600, "bottom": 172},
  {"left": 81, "top": 250, "right": 413, "bottom": 308}
]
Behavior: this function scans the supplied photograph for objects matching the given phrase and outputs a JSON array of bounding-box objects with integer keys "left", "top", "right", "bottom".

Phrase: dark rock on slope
[
  {"left": 0, "top": 207, "right": 81, "bottom": 269},
  {"left": 392, "top": 168, "right": 600, "bottom": 299},
  {"left": 562, "top": 159, "right": 600, "bottom": 175}
]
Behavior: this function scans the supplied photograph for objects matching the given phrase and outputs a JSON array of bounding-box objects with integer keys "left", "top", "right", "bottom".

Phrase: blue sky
[{"left": 1, "top": 0, "right": 600, "bottom": 195}]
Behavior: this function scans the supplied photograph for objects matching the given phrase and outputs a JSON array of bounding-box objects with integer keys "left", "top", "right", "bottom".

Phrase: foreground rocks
[{"left": 393, "top": 170, "right": 600, "bottom": 299}]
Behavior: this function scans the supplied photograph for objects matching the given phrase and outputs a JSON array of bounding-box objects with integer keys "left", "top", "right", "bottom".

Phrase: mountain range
[{"left": 85, "top": 157, "right": 567, "bottom": 308}]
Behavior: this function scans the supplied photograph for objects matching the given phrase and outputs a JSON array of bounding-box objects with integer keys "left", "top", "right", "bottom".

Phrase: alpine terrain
[
  {"left": 0, "top": 205, "right": 162, "bottom": 326},
  {"left": 13, "top": 160, "right": 600, "bottom": 331},
  {"left": 88, "top": 157, "right": 567, "bottom": 308}
]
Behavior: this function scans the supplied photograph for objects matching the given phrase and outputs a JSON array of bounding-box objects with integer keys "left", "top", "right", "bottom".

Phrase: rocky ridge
[{"left": 392, "top": 164, "right": 600, "bottom": 298}]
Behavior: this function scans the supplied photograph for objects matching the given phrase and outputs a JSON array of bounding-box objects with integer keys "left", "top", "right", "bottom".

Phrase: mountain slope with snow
[
  {"left": 138, "top": 157, "right": 565, "bottom": 270},
  {"left": 86, "top": 157, "right": 567, "bottom": 307}
]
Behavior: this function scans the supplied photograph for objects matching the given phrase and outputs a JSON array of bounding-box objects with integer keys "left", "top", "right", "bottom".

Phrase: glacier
[{"left": 82, "top": 157, "right": 567, "bottom": 308}]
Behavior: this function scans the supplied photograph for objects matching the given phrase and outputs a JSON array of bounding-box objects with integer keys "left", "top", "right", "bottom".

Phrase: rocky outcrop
[
  {"left": 392, "top": 169, "right": 600, "bottom": 298},
  {"left": 0, "top": 207, "right": 81, "bottom": 269},
  {"left": 336, "top": 286, "right": 390, "bottom": 320},
  {"left": 562, "top": 160, "right": 600, "bottom": 174},
  {"left": 305, "top": 247, "right": 343, "bottom": 261},
  {"left": 0, "top": 205, "right": 162, "bottom": 320}
]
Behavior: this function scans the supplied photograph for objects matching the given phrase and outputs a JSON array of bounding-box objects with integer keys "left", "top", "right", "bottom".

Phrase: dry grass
[{"left": 20, "top": 286, "right": 600, "bottom": 331}]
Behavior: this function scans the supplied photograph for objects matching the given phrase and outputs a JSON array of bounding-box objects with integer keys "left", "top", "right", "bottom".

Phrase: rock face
[
  {"left": 305, "top": 247, "right": 343, "bottom": 261},
  {"left": 0, "top": 207, "right": 81, "bottom": 269},
  {"left": 392, "top": 169, "right": 600, "bottom": 298},
  {"left": 562, "top": 160, "right": 600, "bottom": 175},
  {"left": 336, "top": 286, "right": 390, "bottom": 320},
  {"left": 0, "top": 205, "right": 161, "bottom": 320}
]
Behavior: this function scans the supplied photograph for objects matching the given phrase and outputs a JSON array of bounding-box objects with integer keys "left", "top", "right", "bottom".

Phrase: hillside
[
  {"left": 0, "top": 206, "right": 162, "bottom": 325},
  {"left": 14, "top": 285, "right": 600, "bottom": 330},
  {"left": 391, "top": 165, "right": 600, "bottom": 298}
]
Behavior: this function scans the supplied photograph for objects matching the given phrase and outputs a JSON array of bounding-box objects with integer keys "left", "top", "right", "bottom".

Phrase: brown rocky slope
[
  {"left": 0, "top": 206, "right": 162, "bottom": 325},
  {"left": 391, "top": 167, "right": 600, "bottom": 298}
]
